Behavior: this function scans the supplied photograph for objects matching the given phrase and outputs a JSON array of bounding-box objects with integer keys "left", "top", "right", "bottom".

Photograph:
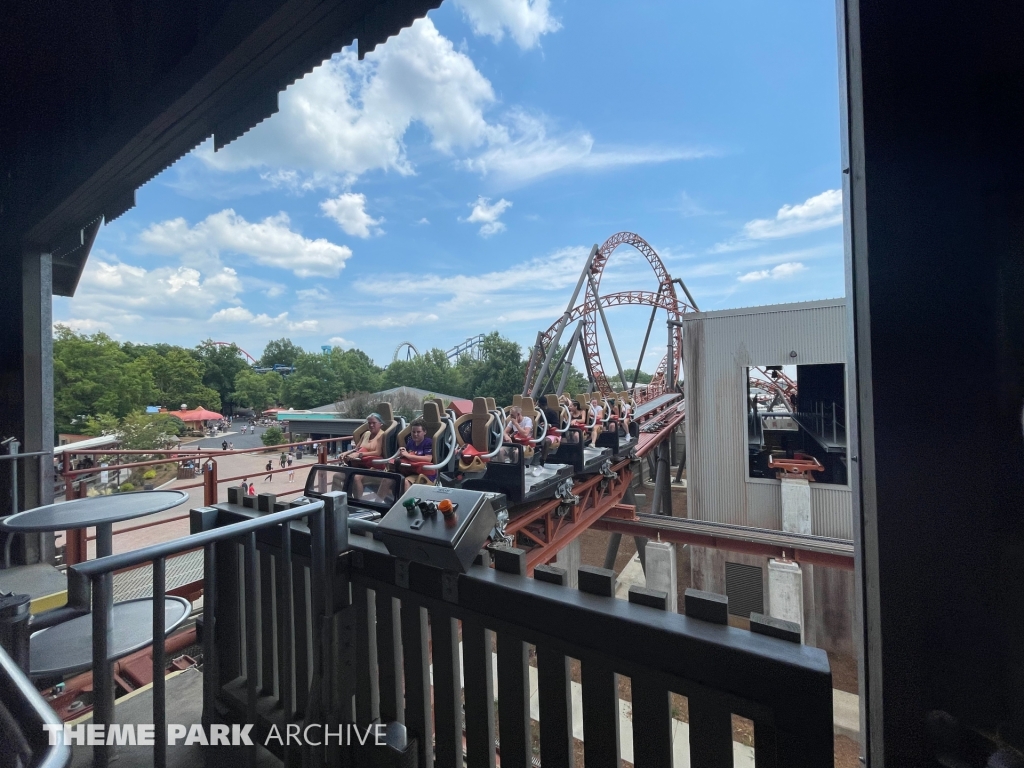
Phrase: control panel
[{"left": 376, "top": 485, "right": 499, "bottom": 572}]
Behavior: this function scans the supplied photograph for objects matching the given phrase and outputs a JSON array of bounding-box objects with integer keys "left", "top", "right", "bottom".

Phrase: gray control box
[{"left": 376, "top": 486, "right": 498, "bottom": 573}]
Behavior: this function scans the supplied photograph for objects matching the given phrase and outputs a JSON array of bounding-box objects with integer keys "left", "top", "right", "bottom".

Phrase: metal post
[
  {"left": 633, "top": 286, "right": 663, "bottom": 392},
  {"left": 666, "top": 322, "right": 675, "bottom": 390},
  {"left": 152, "top": 556, "right": 167, "bottom": 768},
  {"left": 673, "top": 277, "right": 700, "bottom": 311},
  {"left": 603, "top": 533, "right": 622, "bottom": 571},
  {"left": 91, "top": 572, "right": 114, "bottom": 768},
  {"left": 523, "top": 332, "right": 546, "bottom": 398},
  {"left": 556, "top": 324, "right": 584, "bottom": 396},
  {"left": 3, "top": 439, "right": 19, "bottom": 568},
  {"left": 203, "top": 460, "right": 218, "bottom": 506},
  {"left": 586, "top": 270, "right": 629, "bottom": 392},
  {"left": 530, "top": 245, "right": 599, "bottom": 399},
  {"left": 539, "top": 331, "right": 574, "bottom": 397}
]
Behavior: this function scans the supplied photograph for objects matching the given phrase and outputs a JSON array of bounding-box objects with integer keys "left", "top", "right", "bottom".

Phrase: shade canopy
[{"left": 166, "top": 408, "right": 223, "bottom": 423}]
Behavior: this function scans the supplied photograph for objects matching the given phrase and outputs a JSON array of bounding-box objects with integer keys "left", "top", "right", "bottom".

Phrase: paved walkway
[{"left": 80, "top": 446, "right": 323, "bottom": 559}]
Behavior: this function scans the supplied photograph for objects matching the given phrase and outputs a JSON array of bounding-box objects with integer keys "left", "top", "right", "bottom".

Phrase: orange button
[{"left": 438, "top": 499, "right": 454, "bottom": 515}]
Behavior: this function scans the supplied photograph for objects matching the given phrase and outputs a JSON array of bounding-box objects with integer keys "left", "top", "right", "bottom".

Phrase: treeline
[{"left": 53, "top": 328, "right": 605, "bottom": 436}]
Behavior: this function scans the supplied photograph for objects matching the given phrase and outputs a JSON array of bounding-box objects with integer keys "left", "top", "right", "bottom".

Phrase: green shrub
[
  {"left": 142, "top": 469, "right": 157, "bottom": 480},
  {"left": 261, "top": 426, "right": 286, "bottom": 447},
  {"left": 119, "top": 482, "right": 135, "bottom": 492}
]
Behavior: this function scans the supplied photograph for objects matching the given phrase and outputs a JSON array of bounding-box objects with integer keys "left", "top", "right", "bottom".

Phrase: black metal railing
[
  {"left": 348, "top": 539, "right": 835, "bottom": 768},
  {"left": 52, "top": 487, "right": 833, "bottom": 768},
  {"left": 67, "top": 496, "right": 332, "bottom": 768},
  {"left": 0, "top": 643, "right": 69, "bottom": 768}
]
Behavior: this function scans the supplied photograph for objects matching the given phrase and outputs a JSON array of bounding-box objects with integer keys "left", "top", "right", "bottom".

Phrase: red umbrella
[{"left": 166, "top": 407, "right": 223, "bottom": 422}]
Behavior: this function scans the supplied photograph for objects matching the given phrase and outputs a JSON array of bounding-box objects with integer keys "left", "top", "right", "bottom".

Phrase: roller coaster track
[{"left": 524, "top": 232, "right": 697, "bottom": 401}]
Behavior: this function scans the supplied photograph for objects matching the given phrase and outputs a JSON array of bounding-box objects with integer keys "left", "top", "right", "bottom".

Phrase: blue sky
[{"left": 55, "top": 0, "right": 844, "bottom": 370}]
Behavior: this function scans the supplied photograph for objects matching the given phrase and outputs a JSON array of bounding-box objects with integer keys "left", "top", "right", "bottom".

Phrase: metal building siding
[
  {"left": 811, "top": 484, "right": 854, "bottom": 539},
  {"left": 746, "top": 481, "right": 783, "bottom": 529},
  {"left": 682, "top": 300, "right": 852, "bottom": 537}
]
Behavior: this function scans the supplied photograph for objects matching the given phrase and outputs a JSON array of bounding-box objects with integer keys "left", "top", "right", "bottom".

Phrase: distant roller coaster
[{"left": 392, "top": 334, "right": 486, "bottom": 363}]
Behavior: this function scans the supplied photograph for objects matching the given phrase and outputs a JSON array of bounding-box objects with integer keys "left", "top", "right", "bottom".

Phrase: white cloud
[
  {"left": 329, "top": 336, "right": 354, "bottom": 348},
  {"left": 320, "top": 192, "right": 384, "bottom": 237},
  {"left": 199, "top": 19, "right": 497, "bottom": 178},
  {"left": 210, "top": 307, "right": 257, "bottom": 323},
  {"left": 296, "top": 287, "right": 330, "bottom": 301},
  {"left": 463, "top": 111, "right": 710, "bottom": 185},
  {"left": 715, "top": 190, "right": 843, "bottom": 252},
  {"left": 464, "top": 196, "right": 512, "bottom": 236},
  {"left": 416, "top": 217, "right": 430, "bottom": 225},
  {"left": 58, "top": 255, "right": 243, "bottom": 334},
  {"left": 194, "top": 18, "right": 698, "bottom": 188},
  {"left": 139, "top": 209, "right": 352, "bottom": 278},
  {"left": 209, "top": 306, "right": 318, "bottom": 333},
  {"left": 355, "top": 245, "right": 589, "bottom": 321},
  {"left": 453, "top": 0, "right": 561, "bottom": 49},
  {"left": 737, "top": 262, "right": 808, "bottom": 282}
]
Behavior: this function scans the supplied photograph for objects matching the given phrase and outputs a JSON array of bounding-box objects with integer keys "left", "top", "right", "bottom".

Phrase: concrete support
[
  {"left": 780, "top": 478, "right": 811, "bottom": 535},
  {"left": 768, "top": 559, "right": 804, "bottom": 643},
  {"left": 644, "top": 541, "right": 678, "bottom": 613},
  {"left": 555, "top": 538, "right": 580, "bottom": 589}
]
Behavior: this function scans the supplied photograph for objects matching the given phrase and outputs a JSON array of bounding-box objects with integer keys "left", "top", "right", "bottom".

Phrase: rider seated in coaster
[
  {"left": 397, "top": 418, "right": 435, "bottom": 491},
  {"left": 503, "top": 406, "right": 533, "bottom": 445},
  {"left": 538, "top": 396, "right": 562, "bottom": 465},
  {"left": 587, "top": 398, "right": 606, "bottom": 445},
  {"left": 619, "top": 397, "right": 632, "bottom": 433},
  {"left": 341, "top": 413, "right": 385, "bottom": 466},
  {"left": 564, "top": 400, "right": 586, "bottom": 443}
]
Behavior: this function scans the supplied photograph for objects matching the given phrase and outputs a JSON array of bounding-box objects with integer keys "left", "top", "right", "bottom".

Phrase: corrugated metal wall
[{"left": 682, "top": 299, "right": 852, "bottom": 538}]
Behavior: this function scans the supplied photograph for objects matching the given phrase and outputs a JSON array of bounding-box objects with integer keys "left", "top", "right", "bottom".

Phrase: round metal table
[
  {"left": 0, "top": 491, "right": 193, "bottom": 678},
  {"left": 28, "top": 596, "right": 191, "bottom": 678},
  {"left": 0, "top": 490, "right": 189, "bottom": 559}
]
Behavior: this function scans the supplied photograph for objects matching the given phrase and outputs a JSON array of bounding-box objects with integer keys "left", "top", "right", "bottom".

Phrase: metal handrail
[
  {"left": 68, "top": 498, "right": 329, "bottom": 768},
  {"left": 0, "top": 644, "right": 70, "bottom": 768}
]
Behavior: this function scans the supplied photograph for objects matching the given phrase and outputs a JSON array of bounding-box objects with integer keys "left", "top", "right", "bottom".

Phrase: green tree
[
  {"left": 53, "top": 326, "right": 156, "bottom": 433},
  {"left": 119, "top": 412, "right": 184, "bottom": 450},
  {"left": 622, "top": 368, "right": 652, "bottom": 385},
  {"left": 457, "top": 333, "right": 525, "bottom": 406},
  {"left": 382, "top": 348, "right": 459, "bottom": 395},
  {"left": 83, "top": 413, "right": 120, "bottom": 437},
  {"left": 261, "top": 426, "right": 286, "bottom": 446},
  {"left": 260, "top": 338, "right": 303, "bottom": 368},
  {"left": 331, "top": 347, "right": 384, "bottom": 394},
  {"left": 139, "top": 349, "right": 221, "bottom": 411},
  {"left": 232, "top": 369, "right": 282, "bottom": 412},
  {"left": 194, "top": 341, "right": 249, "bottom": 410},
  {"left": 279, "top": 346, "right": 384, "bottom": 409}
]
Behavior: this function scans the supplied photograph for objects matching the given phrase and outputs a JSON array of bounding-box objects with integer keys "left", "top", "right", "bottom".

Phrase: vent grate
[{"left": 725, "top": 561, "right": 764, "bottom": 618}]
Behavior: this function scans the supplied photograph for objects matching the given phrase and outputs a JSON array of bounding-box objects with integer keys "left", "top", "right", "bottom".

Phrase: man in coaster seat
[
  {"left": 397, "top": 418, "right": 435, "bottom": 491},
  {"left": 340, "top": 412, "right": 385, "bottom": 467},
  {"left": 503, "top": 406, "right": 533, "bottom": 445}
]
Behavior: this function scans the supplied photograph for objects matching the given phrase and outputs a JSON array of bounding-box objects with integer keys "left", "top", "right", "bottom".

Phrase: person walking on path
[
  {"left": 264, "top": 460, "right": 273, "bottom": 482},
  {"left": 222, "top": 440, "right": 228, "bottom": 451},
  {"left": 240, "top": 477, "right": 249, "bottom": 495},
  {"left": 248, "top": 481, "right": 255, "bottom": 496},
  {"left": 287, "top": 466, "right": 295, "bottom": 482},
  {"left": 280, "top": 453, "right": 287, "bottom": 469}
]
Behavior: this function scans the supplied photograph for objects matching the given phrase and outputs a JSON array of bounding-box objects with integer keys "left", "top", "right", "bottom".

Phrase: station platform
[{"left": 0, "top": 563, "right": 67, "bottom": 613}]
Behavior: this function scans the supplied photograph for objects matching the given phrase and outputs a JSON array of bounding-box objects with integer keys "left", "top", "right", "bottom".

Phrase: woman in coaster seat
[
  {"left": 396, "top": 418, "right": 436, "bottom": 491},
  {"left": 340, "top": 412, "right": 385, "bottom": 467}
]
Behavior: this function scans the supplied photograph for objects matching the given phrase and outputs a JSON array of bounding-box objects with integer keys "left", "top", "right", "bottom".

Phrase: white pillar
[
  {"left": 644, "top": 541, "right": 678, "bottom": 612},
  {"left": 780, "top": 477, "right": 811, "bottom": 535},
  {"left": 555, "top": 538, "right": 580, "bottom": 589},
  {"left": 768, "top": 559, "right": 804, "bottom": 642}
]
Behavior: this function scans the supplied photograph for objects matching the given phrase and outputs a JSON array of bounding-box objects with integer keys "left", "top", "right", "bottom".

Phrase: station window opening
[{"left": 746, "top": 363, "right": 847, "bottom": 485}]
